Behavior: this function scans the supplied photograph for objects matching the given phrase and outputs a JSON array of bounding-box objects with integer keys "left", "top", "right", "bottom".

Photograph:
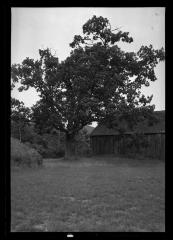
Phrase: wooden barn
[{"left": 90, "top": 111, "right": 165, "bottom": 160}]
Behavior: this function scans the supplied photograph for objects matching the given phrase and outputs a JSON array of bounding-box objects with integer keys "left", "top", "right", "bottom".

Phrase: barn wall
[
  {"left": 144, "top": 133, "right": 165, "bottom": 160},
  {"left": 91, "top": 133, "right": 165, "bottom": 160}
]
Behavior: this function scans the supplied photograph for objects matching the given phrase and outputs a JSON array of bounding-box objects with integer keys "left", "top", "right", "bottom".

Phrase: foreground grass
[{"left": 11, "top": 157, "right": 165, "bottom": 232}]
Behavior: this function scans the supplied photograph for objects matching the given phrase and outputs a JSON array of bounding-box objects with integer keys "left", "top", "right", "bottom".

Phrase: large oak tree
[{"left": 11, "top": 16, "right": 165, "bottom": 159}]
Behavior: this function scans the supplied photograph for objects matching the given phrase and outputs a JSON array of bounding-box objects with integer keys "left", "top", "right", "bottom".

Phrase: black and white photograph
[{"left": 11, "top": 7, "right": 165, "bottom": 232}]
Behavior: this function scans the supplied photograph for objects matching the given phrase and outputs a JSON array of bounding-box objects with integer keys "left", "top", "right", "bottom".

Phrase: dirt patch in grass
[{"left": 11, "top": 156, "right": 165, "bottom": 232}]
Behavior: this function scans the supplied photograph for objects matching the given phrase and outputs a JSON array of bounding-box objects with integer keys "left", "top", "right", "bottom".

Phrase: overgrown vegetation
[
  {"left": 11, "top": 137, "right": 43, "bottom": 167},
  {"left": 11, "top": 121, "right": 92, "bottom": 158}
]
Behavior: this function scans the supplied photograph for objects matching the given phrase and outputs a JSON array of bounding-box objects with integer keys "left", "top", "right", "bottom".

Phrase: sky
[{"left": 11, "top": 7, "right": 165, "bottom": 126}]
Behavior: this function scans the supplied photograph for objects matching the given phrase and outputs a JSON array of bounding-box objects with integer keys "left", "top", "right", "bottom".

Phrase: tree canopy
[
  {"left": 11, "top": 98, "right": 31, "bottom": 142},
  {"left": 11, "top": 98, "right": 31, "bottom": 123},
  {"left": 11, "top": 15, "right": 165, "bottom": 157}
]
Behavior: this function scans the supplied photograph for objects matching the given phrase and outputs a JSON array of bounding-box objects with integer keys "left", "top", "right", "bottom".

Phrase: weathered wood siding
[{"left": 91, "top": 133, "right": 165, "bottom": 160}]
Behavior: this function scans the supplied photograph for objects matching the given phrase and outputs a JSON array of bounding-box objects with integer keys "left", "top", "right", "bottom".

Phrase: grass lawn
[{"left": 11, "top": 156, "right": 165, "bottom": 232}]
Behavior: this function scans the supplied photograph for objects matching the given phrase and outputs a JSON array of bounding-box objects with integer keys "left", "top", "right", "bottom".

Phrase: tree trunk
[
  {"left": 18, "top": 125, "right": 22, "bottom": 143},
  {"left": 64, "top": 133, "right": 78, "bottom": 160}
]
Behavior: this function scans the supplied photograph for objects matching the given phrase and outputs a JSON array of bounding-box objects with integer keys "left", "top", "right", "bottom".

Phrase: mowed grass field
[{"left": 11, "top": 156, "right": 165, "bottom": 232}]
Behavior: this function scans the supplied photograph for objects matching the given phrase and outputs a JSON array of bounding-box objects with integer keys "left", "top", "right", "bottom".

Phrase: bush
[
  {"left": 11, "top": 137, "right": 43, "bottom": 167},
  {"left": 11, "top": 121, "right": 65, "bottom": 159},
  {"left": 41, "top": 147, "right": 65, "bottom": 158},
  {"left": 55, "top": 147, "right": 65, "bottom": 158},
  {"left": 25, "top": 142, "right": 46, "bottom": 157}
]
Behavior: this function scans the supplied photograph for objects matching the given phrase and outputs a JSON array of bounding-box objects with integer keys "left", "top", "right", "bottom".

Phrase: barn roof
[
  {"left": 90, "top": 110, "right": 165, "bottom": 136},
  {"left": 83, "top": 125, "right": 95, "bottom": 135}
]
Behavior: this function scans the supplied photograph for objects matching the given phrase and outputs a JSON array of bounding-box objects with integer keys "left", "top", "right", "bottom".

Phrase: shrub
[
  {"left": 55, "top": 147, "right": 65, "bottom": 158},
  {"left": 27, "top": 148, "right": 43, "bottom": 166},
  {"left": 11, "top": 121, "right": 65, "bottom": 159},
  {"left": 41, "top": 147, "right": 65, "bottom": 158},
  {"left": 11, "top": 137, "right": 43, "bottom": 167},
  {"left": 29, "top": 143, "right": 46, "bottom": 157}
]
